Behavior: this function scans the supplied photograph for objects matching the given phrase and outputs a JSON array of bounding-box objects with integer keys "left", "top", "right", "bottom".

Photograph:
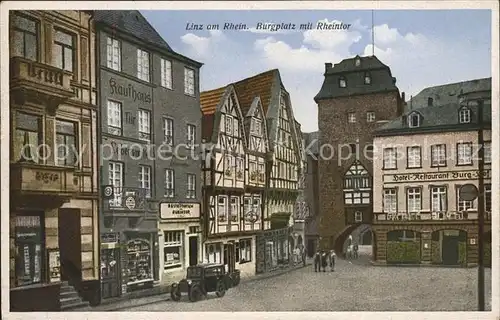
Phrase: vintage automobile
[{"left": 170, "top": 263, "right": 241, "bottom": 302}]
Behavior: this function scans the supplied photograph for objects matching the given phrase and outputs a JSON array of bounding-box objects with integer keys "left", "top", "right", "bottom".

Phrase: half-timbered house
[{"left": 201, "top": 85, "right": 258, "bottom": 278}]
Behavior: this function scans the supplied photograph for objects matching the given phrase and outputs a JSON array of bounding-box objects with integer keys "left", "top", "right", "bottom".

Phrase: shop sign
[
  {"left": 125, "top": 196, "right": 136, "bottom": 210},
  {"left": 109, "top": 78, "right": 151, "bottom": 103},
  {"left": 384, "top": 169, "right": 490, "bottom": 183},
  {"left": 48, "top": 249, "right": 61, "bottom": 283},
  {"left": 160, "top": 202, "right": 200, "bottom": 220}
]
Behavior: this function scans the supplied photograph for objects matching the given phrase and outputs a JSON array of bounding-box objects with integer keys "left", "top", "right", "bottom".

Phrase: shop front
[
  {"left": 255, "top": 227, "right": 292, "bottom": 274},
  {"left": 204, "top": 235, "right": 256, "bottom": 279},
  {"left": 159, "top": 202, "right": 202, "bottom": 285}
]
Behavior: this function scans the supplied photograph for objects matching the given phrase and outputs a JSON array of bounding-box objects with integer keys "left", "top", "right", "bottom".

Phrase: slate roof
[
  {"left": 314, "top": 55, "right": 399, "bottom": 101},
  {"left": 94, "top": 10, "right": 173, "bottom": 51},
  {"left": 407, "top": 77, "right": 492, "bottom": 111},
  {"left": 375, "top": 102, "right": 492, "bottom": 136}
]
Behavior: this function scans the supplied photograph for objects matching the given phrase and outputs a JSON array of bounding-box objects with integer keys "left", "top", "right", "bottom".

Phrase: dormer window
[
  {"left": 459, "top": 107, "right": 471, "bottom": 124},
  {"left": 364, "top": 72, "right": 371, "bottom": 85},
  {"left": 339, "top": 76, "right": 347, "bottom": 88},
  {"left": 408, "top": 112, "right": 420, "bottom": 128},
  {"left": 355, "top": 58, "right": 361, "bottom": 67}
]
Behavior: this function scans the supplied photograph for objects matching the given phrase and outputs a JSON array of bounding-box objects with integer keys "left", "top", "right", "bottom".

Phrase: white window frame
[
  {"left": 109, "top": 162, "right": 123, "bottom": 207},
  {"left": 348, "top": 112, "right": 356, "bottom": 123},
  {"left": 457, "top": 188, "right": 474, "bottom": 212},
  {"left": 383, "top": 148, "right": 397, "bottom": 169},
  {"left": 408, "top": 113, "right": 420, "bottom": 128},
  {"left": 164, "top": 169, "right": 174, "bottom": 198},
  {"left": 459, "top": 108, "right": 471, "bottom": 124},
  {"left": 160, "top": 58, "right": 172, "bottom": 89},
  {"left": 218, "top": 196, "right": 227, "bottom": 221},
  {"left": 407, "top": 187, "right": 421, "bottom": 213},
  {"left": 339, "top": 77, "right": 347, "bottom": 88},
  {"left": 163, "top": 117, "right": 174, "bottom": 145},
  {"left": 235, "top": 157, "right": 244, "bottom": 180},
  {"left": 354, "top": 211, "right": 363, "bottom": 222},
  {"left": 187, "top": 174, "right": 196, "bottom": 199},
  {"left": 483, "top": 141, "right": 491, "bottom": 164},
  {"left": 137, "top": 48, "right": 150, "bottom": 82},
  {"left": 383, "top": 189, "right": 397, "bottom": 213},
  {"left": 407, "top": 146, "right": 421, "bottom": 168},
  {"left": 430, "top": 186, "right": 447, "bottom": 212},
  {"left": 366, "top": 112, "right": 375, "bottom": 122},
  {"left": 164, "top": 231, "right": 183, "bottom": 269},
  {"left": 230, "top": 196, "right": 239, "bottom": 221},
  {"left": 184, "top": 67, "right": 195, "bottom": 96},
  {"left": 106, "top": 37, "right": 121, "bottom": 71},
  {"left": 239, "top": 239, "right": 252, "bottom": 263},
  {"left": 107, "top": 100, "right": 122, "bottom": 135},
  {"left": 431, "top": 144, "right": 446, "bottom": 167},
  {"left": 138, "top": 109, "right": 151, "bottom": 142},
  {"left": 225, "top": 155, "right": 233, "bottom": 176},
  {"left": 206, "top": 243, "right": 222, "bottom": 264},
  {"left": 139, "top": 165, "right": 151, "bottom": 198},
  {"left": 457, "top": 142, "right": 472, "bottom": 165},
  {"left": 187, "top": 124, "right": 196, "bottom": 148}
]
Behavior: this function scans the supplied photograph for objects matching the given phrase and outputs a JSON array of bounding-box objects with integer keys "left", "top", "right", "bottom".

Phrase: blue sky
[{"left": 142, "top": 10, "right": 492, "bottom": 132}]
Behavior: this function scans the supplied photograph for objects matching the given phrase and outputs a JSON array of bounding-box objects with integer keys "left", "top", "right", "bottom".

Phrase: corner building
[
  {"left": 372, "top": 98, "right": 492, "bottom": 266},
  {"left": 94, "top": 10, "right": 202, "bottom": 299},
  {"left": 315, "top": 55, "right": 404, "bottom": 254},
  {"left": 9, "top": 10, "right": 100, "bottom": 310}
]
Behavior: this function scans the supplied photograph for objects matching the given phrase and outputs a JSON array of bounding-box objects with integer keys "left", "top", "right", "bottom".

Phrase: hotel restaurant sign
[
  {"left": 160, "top": 202, "right": 200, "bottom": 220},
  {"left": 384, "top": 169, "right": 491, "bottom": 184}
]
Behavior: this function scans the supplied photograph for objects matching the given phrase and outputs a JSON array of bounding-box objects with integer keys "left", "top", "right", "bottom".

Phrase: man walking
[
  {"left": 314, "top": 251, "right": 320, "bottom": 272},
  {"left": 329, "top": 250, "right": 336, "bottom": 272},
  {"left": 321, "top": 250, "right": 328, "bottom": 272}
]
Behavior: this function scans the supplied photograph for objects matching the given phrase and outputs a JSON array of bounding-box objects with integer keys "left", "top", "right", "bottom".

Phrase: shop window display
[
  {"left": 15, "top": 215, "right": 43, "bottom": 286},
  {"left": 127, "top": 239, "right": 152, "bottom": 283}
]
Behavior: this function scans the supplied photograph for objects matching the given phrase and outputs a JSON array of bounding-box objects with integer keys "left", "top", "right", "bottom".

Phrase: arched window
[
  {"left": 339, "top": 76, "right": 347, "bottom": 88},
  {"left": 343, "top": 161, "right": 371, "bottom": 205},
  {"left": 408, "top": 112, "right": 421, "bottom": 128},
  {"left": 459, "top": 107, "right": 471, "bottom": 123}
]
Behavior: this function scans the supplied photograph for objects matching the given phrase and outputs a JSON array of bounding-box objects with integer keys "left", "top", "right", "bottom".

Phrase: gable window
[
  {"left": 108, "top": 162, "right": 123, "bottom": 207},
  {"left": 14, "top": 112, "right": 42, "bottom": 163},
  {"left": 355, "top": 58, "right": 361, "bottom": 67},
  {"left": 139, "top": 165, "right": 151, "bottom": 198},
  {"left": 186, "top": 124, "right": 196, "bottom": 148},
  {"left": 406, "top": 187, "right": 421, "bottom": 213},
  {"left": 137, "top": 49, "right": 150, "bottom": 82},
  {"left": 339, "top": 76, "right": 347, "bottom": 88},
  {"left": 483, "top": 141, "right": 491, "bottom": 164},
  {"left": 459, "top": 107, "right": 471, "bottom": 124},
  {"left": 11, "top": 14, "right": 38, "bottom": 61},
  {"left": 348, "top": 113, "right": 356, "bottom": 123},
  {"left": 408, "top": 113, "right": 420, "bottom": 128},
  {"left": 161, "top": 59, "right": 172, "bottom": 89},
  {"left": 383, "top": 148, "right": 397, "bottom": 169},
  {"left": 431, "top": 144, "right": 446, "bottom": 167},
  {"left": 53, "top": 29, "right": 74, "bottom": 72},
  {"left": 366, "top": 112, "right": 375, "bottom": 122},
  {"left": 138, "top": 109, "right": 151, "bottom": 142},
  {"left": 343, "top": 161, "right": 371, "bottom": 205},
  {"left": 164, "top": 169, "right": 174, "bottom": 197},
  {"left": 457, "top": 142, "right": 472, "bottom": 165},
  {"left": 184, "top": 67, "right": 195, "bottom": 96},
  {"left": 106, "top": 37, "right": 121, "bottom": 71},
  {"left": 364, "top": 72, "right": 371, "bottom": 84},
  {"left": 354, "top": 211, "right": 363, "bottom": 222},
  {"left": 55, "top": 120, "right": 78, "bottom": 167},
  {"left": 163, "top": 118, "right": 174, "bottom": 145},
  {"left": 252, "top": 119, "right": 262, "bottom": 135},
  {"left": 457, "top": 188, "right": 474, "bottom": 211},
  {"left": 383, "top": 189, "right": 397, "bottom": 213},
  {"left": 430, "top": 186, "right": 447, "bottom": 212},
  {"left": 407, "top": 146, "right": 421, "bottom": 168},
  {"left": 107, "top": 100, "right": 122, "bottom": 135},
  {"left": 217, "top": 196, "right": 227, "bottom": 221},
  {"left": 187, "top": 174, "right": 196, "bottom": 199}
]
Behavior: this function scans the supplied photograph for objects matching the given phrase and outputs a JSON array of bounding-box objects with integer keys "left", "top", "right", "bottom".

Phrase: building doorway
[
  {"left": 441, "top": 230, "right": 466, "bottom": 265},
  {"left": 188, "top": 236, "right": 198, "bottom": 266},
  {"left": 58, "top": 208, "right": 82, "bottom": 283},
  {"left": 223, "top": 243, "right": 236, "bottom": 273},
  {"left": 100, "top": 247, "right": 120, "bottom": 298}
]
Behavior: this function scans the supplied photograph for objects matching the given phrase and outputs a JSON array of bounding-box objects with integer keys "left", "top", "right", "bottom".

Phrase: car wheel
[
  {"left": 170, "top": 283, "right": 181, "bottom": 302},
  {"left": 215, "top": 280, "right": 226, "bottom": 298},
  {"left": 188, "top": 284, "right": 202, "bottom": 302}
]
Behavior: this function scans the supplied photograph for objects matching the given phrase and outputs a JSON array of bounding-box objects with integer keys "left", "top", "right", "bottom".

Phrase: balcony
[
  {"left": 10, "top": 162, "right": 78, "bottom": 198},
  {"left": 374, "top": 211, "right": 491, "bottom": 223},
  {"left": 10, "top": 57, "right": 74, "bottom": 110}
]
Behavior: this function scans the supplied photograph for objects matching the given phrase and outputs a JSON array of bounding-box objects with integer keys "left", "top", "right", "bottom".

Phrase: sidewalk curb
[{"left": 88, "top": 263, "right": 313, "bottom": 311}]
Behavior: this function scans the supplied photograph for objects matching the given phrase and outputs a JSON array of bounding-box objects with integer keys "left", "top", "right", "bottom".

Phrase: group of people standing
[{"left": 313, "top": 250, "right": 336, "bottom": 272}]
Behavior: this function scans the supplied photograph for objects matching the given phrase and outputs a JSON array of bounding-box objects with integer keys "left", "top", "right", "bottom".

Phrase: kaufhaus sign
[
  {"left": 384, "top": 169, "right": 491, "bottom": 183},
  {"left": 109, "top": 78, "right": 151, "bottom": 103},
  {"left": 160, "top": 203, "right": 200, "bottom": 220}
]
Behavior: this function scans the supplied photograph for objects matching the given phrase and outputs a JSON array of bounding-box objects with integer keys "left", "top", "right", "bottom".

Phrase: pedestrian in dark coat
[
  {"left": 321, "top": 251, "right": 328, "bottom": 272},
  {"left": 329, "top": 250, "right": 336, "bottom": 272},
  {"left": 314, "top": 251, "right": 321, "bottom": 272}
]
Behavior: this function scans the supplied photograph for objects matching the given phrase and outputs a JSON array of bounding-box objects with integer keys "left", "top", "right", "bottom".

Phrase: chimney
[
  {"left": 325, "top": 63, "right": 332, "bottom": 73},
  {"left": 401, "top": 92, "right": 405, "bottom": 102},
  {"left": 428, "top": 97, "right": 433, "bottom": 107}
]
